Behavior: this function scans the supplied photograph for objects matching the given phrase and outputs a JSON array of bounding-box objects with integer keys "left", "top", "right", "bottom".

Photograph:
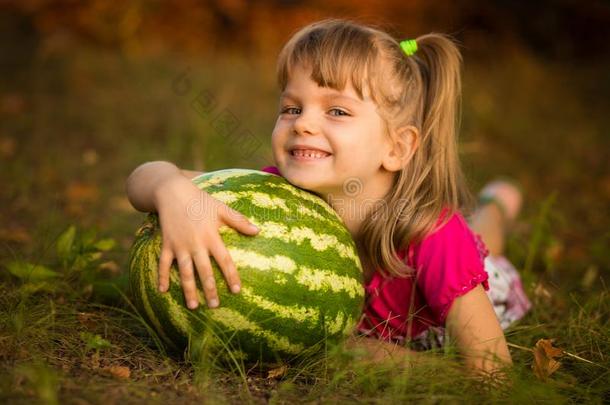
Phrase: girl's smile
[{"left": 288, "top": 144, "right": 332, "bottom": 161}]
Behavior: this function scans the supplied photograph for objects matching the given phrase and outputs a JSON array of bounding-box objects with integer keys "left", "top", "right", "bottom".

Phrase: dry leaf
[
  {"left": 267, "top": 365, "right": 287, "bottom": 379},
  {"left": 77, "top": 312, "right": 97, "bottom": 327},
  {"left": 532, "top": 338, "right": 564, "bottom": 380},
  {"left": 545, "top": 240, "right": 563, "bottom": 263},
  {"left": 0, "top": 93, "right": 26, "bottom": 114},
  {"left": 82, "top": 148, "right": 99, "bottom": 165},
  {"left": 65, "top": 182, "right": 100, "bottom": 216},
  {"left": 90, "top": 351, "right": 100, "bottom": 369},
  {"left": 0, "top": 136, "right": 16, "bottom": 158},
  {"left": 65, "top": 182, "right": 99, "bottom": 203},
  {"left": 581, "top": 266, "right": 598, "bottom": 290},
  {"left": 533, "top": 282, "right": 552, "bottom": 302},
  {"left": 99, "top": 260, "right": 120, "bottom": 274},
  {"left": 106, "top": 365, "right": 131, "bottom": 379},
  {"left": 109, "top": 195, "right": 133, "bottom": 213},
  {"left": 0, "top": 226, "right": 31, "bottom": 244},
  {"left": 601, "top": 175, "right": 610, "bottom": 199}
]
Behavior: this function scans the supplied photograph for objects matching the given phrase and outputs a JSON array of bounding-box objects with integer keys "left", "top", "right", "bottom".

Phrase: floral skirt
[{"left": 409, "top": 255, "right": 532, "bottom": 351}]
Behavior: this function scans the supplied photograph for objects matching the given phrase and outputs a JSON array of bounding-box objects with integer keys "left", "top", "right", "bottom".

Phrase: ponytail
[
  {"left": 413, "top": 34, "right": 469, "bottom": 220},
  {"left": 359, "top": 33, "right": 474, "bottom": 278}
]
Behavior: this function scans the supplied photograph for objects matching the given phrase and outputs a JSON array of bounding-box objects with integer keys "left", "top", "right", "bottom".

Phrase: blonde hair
[{"left": 276, "top": 18, "right": 474, "bottom": 277}]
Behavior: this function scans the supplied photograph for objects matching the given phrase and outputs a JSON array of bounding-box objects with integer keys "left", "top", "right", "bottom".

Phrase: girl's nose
[{"left": 293, "top": 111, "right": 320, "bottom": 136}]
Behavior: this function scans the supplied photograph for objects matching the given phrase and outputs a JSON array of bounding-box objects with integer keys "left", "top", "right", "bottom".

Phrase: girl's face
[{"left": 271, "top": 64, "right": 396, "bottom": 201}]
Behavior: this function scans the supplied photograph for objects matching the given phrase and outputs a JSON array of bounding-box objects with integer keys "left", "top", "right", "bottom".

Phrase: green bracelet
[{"left": 477, "top": 195, "right": 509, "bottom": 223}]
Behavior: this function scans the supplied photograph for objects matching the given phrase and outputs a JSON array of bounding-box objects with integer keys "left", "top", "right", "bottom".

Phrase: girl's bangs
[{"left": 277, "top": 27, "right": 380, "bottom": 104}]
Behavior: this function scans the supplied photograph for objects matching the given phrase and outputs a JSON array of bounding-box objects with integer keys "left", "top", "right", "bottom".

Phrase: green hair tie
[{"left": 400, "top": 39, "right": 418, "bottom": 56}]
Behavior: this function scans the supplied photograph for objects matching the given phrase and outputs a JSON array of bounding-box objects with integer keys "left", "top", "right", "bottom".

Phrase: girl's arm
[
  {"left": 445, "top": 284, "right": 512, "bottom": 375},
  {"left": 125, "top": 161, "right": 259, "bottom": 309},
  {"left": 126, "top": 161, "right": 202, "bottom": 212},
  {"left": 344, "top": 286, "right": 510, "bottom": 373},
  {"left": 344, "top": 334, "right": 421, "bottom": 366}
]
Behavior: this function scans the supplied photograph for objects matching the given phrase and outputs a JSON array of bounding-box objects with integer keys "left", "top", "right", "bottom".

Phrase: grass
[
  {"left": 1, "top": 36, "right": 609, "bottom": 403},
  {"left": 1, "top": 267, "right": 608, "bottom": 403}
]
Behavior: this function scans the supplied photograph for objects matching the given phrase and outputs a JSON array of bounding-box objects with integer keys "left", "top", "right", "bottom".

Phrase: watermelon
[{"left": 128, "top": 169, "right": 365, "bottom": 364}]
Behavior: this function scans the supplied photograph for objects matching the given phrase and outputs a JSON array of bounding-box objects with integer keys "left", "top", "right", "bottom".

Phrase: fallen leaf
[
  {"left": 0, "top": 93, "right": 26, "bottom": 114},
  {"left": 532, "top": 338, "right": 563, "bottom": 380},
  {"left": 99, "top": 260, "right": 120, "bottom": 274},
  {"left": 601, "top": 175, "right": 610, "bottom": 199},
  {"left": 544, "top": 239, "right": 563, "bottom": 264},
  {"left": 0, "top": 226, "right": 31, "bottom": 243},
  {"left": 65, "top": 182, "right": 100, "bottom": 216},
  {"left": 82, "top": 148, "right": 99, "bottom": 165},
  {"left": 77, "top": 312, "right": 98, "bottom": 327},
  {"left": 90, "top": 351, "right": 100, "bottom": 369},
  {"left": 65, "top": 182, "right": 99, "bottom": 204},
  {"left": 533, "top": 282, "right": 552, "bottom": 302},
  {"left": 110, "top": 195, "right": 134, "bottom": 213},
  {"left": 267, "top": 365, "right": 287, "bottom": 379},
  {"left": 105, "top": 365, "right": 131, "bottom": 379},
  {"left": 0, "top": 136, "right": 16, "bottom": 158},
  {"left": 580, "top": 265, "right": 598, "bottom": 290}
]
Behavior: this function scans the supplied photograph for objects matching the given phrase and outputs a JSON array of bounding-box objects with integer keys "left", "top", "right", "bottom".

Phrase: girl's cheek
[
  {"left": 270, "top": 133, "right": 285, "bottom": 157},
  {"left": 272, "top": 120, "right": 290, "bottom": 136}
]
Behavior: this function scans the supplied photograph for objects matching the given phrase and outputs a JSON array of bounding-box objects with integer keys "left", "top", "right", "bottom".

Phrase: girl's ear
[{"left": 382, "top": 125, "right": 419, "bottom": 172}]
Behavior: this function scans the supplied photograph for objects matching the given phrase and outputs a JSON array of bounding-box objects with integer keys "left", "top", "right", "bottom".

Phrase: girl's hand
[
  {"left": 344, "top": 334, "right": 420, "bottom": 367},
  {"left": 153, "top": 175, "right": 259, "bottom": 309}
]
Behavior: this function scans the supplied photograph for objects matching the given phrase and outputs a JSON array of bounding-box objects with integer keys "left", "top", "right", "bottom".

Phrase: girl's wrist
[{"left": 152, "top": 173, "right": 189, "bottom": 208}]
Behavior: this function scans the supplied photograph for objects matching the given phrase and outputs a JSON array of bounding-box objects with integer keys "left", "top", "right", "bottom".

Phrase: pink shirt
[{"left": 260, "top": 166, "right": 490, "bottom": 342}]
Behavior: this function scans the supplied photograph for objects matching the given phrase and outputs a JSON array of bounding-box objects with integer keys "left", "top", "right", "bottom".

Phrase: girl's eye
[
  {"left": 329, "top": 108, "right": 349, "bottom": 117},
  {"left": 281, "top": 107, "right": 301, "bottom": 115}
]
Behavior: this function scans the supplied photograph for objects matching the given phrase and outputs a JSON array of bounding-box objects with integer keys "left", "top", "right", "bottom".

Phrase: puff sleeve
[{"left": 410, "top": 212, "right": 490, "bottom": 325}]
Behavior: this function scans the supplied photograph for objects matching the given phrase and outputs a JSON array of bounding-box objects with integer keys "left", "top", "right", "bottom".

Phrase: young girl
[{"left": 126, "top": 19, "right": 531, "bottom": 375}]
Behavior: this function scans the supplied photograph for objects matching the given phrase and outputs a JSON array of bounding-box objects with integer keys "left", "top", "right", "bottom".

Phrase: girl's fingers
[
  {"left": 209, "top": 236, "right": 241, "bottom": 294},
  {"left": 191, "top": 250, "right": 219, "bottom": 308},
  {"left": 158, "top": 247, "right": 174, "bottom": 292},
  {"left": 176, "top": 254, "right": 199, "bottom": 309},
  {"left": 221, "top": 205, "right": 259, "bottom": 235}
]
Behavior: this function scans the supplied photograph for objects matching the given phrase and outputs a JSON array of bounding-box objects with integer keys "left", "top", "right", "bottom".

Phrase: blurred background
[{"left": 1, "top": 0, "right": 609, "bottom": 288}]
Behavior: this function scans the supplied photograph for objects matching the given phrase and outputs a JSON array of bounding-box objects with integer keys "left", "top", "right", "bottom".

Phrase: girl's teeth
[{"left": 293, "top": 150, "right": 329, "bottom": 158}]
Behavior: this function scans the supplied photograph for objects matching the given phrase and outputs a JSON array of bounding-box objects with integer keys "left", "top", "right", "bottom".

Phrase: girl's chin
[{"left": 282, "top": 170, "right": 326, "bottom": 193}]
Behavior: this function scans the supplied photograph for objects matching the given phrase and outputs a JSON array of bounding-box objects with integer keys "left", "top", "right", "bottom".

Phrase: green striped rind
[
  {"left": 128, "top": 217, "right": 193, "bottom": 348},
  {"left": 195, "top": 171, "right": 361, "bottom": 270},
  {"left": 195, "top": 169, "right": 345, "bottom": 233},
  {"left": 129, "top": 169, "right": 365, "bottom": 363}
]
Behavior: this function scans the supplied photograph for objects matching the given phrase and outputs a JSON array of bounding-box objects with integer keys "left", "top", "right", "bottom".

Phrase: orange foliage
[{"left": 3, "top": 0, "right": 459, "bottom": 57}]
